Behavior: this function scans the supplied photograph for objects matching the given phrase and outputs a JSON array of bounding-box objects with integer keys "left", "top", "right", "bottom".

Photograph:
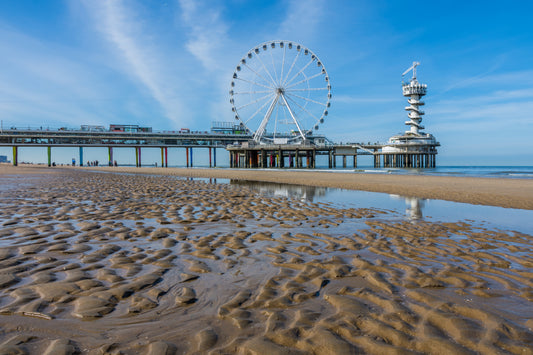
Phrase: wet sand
[
  {"left": 0, "top": 165, "right": 532, "bottom": 354},
  {"left": 82, "top": 166, "right": 533, "bottom": 210}
]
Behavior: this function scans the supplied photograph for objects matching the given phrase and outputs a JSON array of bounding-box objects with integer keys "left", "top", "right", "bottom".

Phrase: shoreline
[{"left": 3, "top": 164, "right": 533, "bottom": 210}]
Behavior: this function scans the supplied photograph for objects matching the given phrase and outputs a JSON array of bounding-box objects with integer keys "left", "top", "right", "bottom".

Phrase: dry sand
[{"left": 0, "top": 165, "right": 532, "bottom": 354}]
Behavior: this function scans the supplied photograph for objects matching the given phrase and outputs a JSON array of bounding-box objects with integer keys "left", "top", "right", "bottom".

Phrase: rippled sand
[{"left": 0, "top": 167, "right": 532, "bottom": 354}]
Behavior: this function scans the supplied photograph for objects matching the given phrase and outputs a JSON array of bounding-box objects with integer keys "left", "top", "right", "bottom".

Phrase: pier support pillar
[
  {"left": 213, "top": 147, "right": 216, "bottom": 167},
  {"left": 47, "top": 146, "right": 51, "bottom": 167},
  {"left": 209, "top": 148, "right": 212, "bottom": 168},
  {"left": 12, "top": 146, "right": 18, "bottom": 166},
  {"left": 135, "top": 147, "right": 142, "bottom": 167},
  {"left": 190, "top": 148, "right": 193, "bottom": 168},
  {"left": 279, "top": 149, "right": 284, "bottom": 168},
  {"left": 161, "top": 147, "right": 168, "bottom": 168},
  {"left": 108, "top": 147, "right": 113, "bottom": 166},
  {"left": 79, "top": 147, "right": 83, "bottom": 166},
  {"left": 328, "top": 151, "right": 333, "bottom": 169},
  {"left": 342, "top": 155, "right": 347, "bottom": 168},
  {"left": 353, "top": 154, "right": 357, "bottom": 168},
  {"left": 312, "top": 150, "right": 316, "bottom": 169},
  {"left": 186, "top": 148, "right": 189, "bottom": 167}
]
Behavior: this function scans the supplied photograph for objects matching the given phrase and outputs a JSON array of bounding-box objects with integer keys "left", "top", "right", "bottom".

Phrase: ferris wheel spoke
[
  {"left": 280, "top": 93, "right": 305, "bottom": 140},
  {"left": 233, "top": 89, "right": 273, "bottom": 95},
  {"left": 234, "top": 77, "right": 274, "bottom": 90},
  {"left": 242, "top": 63, "right": 276, "bottom": 89},
  {"left": 280, "top": 45, "right": 286, "bottom": 87},
  {"left": 253, "top": 94, "right": 280, "bottom": 142},
  {"left": 281, "top": 50, "right": 301, "bottom": 87},
  {"left": 283, "top": 58, "right": 314, "bottom": 88},
  {"left": 286, "top": 92, "right": 328, "bottom": 107},
  {"left": 285, "top": 94, "right": 322, "bottom": 123},
  {"left": 285, "top": 72, "right": 325, "bottom": 90},
  {"left": 255, "top": 53, "right": 278, "bottom": 87},
  {"left": 244, "top": 94, "right": 277, "bottom": 125},
  {"left": 235, "top": 92, "right": 275, "bottom": 111},
  {"left": 285, "top": 87, "right": 329, "bottom": 92},
  {"left": 269, "top": 47, "right": 280, "bottom": 86}
]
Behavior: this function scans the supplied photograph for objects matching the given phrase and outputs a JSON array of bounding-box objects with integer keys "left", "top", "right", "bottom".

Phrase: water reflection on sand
[{"left": 230, "top": 179, "right": 533, "bottom": 234}]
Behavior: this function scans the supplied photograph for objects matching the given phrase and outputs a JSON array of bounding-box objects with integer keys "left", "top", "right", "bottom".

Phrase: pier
[
  {"left": 0, "top": 127, "right": 438, "bottom": 169},
  {"left": 0, "top": 126, "right": 251, "bottom": 168}
]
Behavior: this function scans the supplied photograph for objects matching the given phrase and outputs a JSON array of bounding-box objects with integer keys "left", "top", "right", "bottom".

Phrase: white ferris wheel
[{"left": 230, "top": 40, "right": 331, "bottom": 144}]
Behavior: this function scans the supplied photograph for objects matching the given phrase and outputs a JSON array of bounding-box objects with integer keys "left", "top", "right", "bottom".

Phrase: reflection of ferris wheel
[{"left": 230, "top": 40, "right": 331, "bottom": 144}]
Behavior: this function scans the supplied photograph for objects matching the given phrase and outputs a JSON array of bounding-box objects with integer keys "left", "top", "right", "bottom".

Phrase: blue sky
[{"left": 0, "top": 0, "right": 532, "bottom": 166}]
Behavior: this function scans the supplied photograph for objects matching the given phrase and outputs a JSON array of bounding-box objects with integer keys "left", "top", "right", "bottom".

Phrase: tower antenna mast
[{"left": 402, "top": 61, "right": 420, "bottom": 81}]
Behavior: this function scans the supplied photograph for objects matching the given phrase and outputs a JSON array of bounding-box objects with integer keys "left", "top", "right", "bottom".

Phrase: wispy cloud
[
  {"left": 178, "top": 0, "right": 230, "bottom": 72},
  {"left": 276, "top": 0, "right": 326, "bottom": 42},
  {"left": 81, "top": 0, "right": 187, "bottom": 126},
  {"left": 334, "top": 94, "right": 400, "bottom": 104},
  {"left": 441, "top": 69, "right": 533, "bottom": 92}
]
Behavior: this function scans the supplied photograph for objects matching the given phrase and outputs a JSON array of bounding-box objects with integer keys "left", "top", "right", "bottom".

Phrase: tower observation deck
[{"left": 381, "top": 62, "right": 440, "bottom": 168}]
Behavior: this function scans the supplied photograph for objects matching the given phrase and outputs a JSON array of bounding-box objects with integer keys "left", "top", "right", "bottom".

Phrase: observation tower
[
  {"left": 382, "top": 62, "right": 440, "bottom": 168},
  {"left": 402, "top": 62, "right": 426, "bottom": 135}
]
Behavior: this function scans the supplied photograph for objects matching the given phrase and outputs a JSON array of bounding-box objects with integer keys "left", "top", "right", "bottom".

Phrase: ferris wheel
[{"left": 230, "top": 40, "right": 331, "bottom": 144}]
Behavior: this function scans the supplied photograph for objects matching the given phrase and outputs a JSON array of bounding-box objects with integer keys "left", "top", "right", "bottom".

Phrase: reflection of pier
[{"left": 230, "top": 180, "right": 327, "bottom": 202}]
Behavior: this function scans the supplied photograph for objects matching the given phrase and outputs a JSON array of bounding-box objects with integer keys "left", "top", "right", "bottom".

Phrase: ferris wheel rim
[{"left": 229, "top": 40, "right": 331, "bottom": 143}]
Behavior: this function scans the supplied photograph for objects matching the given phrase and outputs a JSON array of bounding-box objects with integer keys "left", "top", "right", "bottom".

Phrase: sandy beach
[
  {"left": 85, "top": 165, "right": 533, "bottom": 210},
  {"left": 0, "top": 165, "right": 532, "bottom": 354}
]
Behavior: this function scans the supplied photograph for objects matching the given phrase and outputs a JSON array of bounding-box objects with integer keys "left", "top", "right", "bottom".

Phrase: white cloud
[
  {"left": 276, "top": 0, "right": 326, "bottom": 42},
  {"left": 81, "top": 0, "right": 188, "bottom": 126},
  {"left": 178, "top": 0, "right": 230, "bottom": 72},
  {"left": 334, "top": 94, "right": 400, "bottom": 104},
  {"left": 442, "top": 69, "right": 533, "bottom": 92}
]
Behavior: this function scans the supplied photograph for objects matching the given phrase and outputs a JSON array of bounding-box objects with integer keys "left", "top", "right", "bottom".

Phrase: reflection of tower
[
  {"left": 405, "top": 197, "right": 424, "bottom": 220},
  {"left": 402, "top": 62, "right": 427, "bottom": 135}
]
